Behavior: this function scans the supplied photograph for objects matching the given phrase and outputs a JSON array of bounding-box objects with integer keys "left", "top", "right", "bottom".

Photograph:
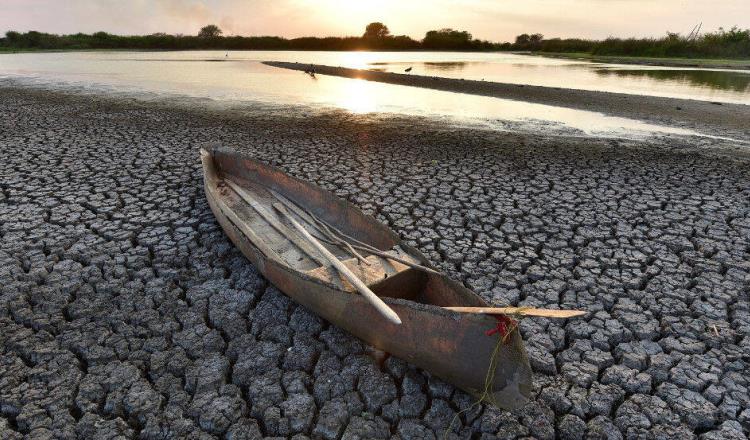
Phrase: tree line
[
  {"left": 1, "top": 23, "right": 748, "bottom": 58},
  {"left": 513, "top": 27, "right": 750, "bottom": 59},
  {"left": 0, "top": 23, "right": 500, "bottom": 51}
]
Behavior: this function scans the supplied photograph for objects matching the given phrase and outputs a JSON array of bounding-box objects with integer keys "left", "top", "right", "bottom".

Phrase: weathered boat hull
[{"left": 202, "top": 146, "right": 532, "bottom": 409}]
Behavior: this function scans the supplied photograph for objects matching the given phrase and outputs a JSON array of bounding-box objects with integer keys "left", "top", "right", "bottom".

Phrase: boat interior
[{"left": 203, "top": 150, "right": 485, "bottom": 308}]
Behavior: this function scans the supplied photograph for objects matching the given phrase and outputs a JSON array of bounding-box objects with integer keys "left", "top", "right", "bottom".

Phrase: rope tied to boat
[
  {"left": 485, "top": 314, "right": 517, "bottom": 342},
  {"left": 441, "top": 311, "right": 526, "bottom": 438},
  {"left": 443, "top": 314, "right": 519, "bottom": 439}
]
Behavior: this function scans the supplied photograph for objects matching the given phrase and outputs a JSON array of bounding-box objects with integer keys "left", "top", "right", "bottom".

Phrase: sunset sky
[{"left": 2, "top": 0, "right": 749, "bottom": 42}]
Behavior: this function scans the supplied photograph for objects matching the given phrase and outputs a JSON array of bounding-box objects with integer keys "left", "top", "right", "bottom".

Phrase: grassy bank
[{"left": 537, "top": 52, "right": 750, "bottom": 69}]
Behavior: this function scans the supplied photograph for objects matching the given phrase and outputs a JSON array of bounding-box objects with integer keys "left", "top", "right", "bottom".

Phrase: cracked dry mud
[{"left": 0, "top": 87, "right": 748, "bottom": 440}]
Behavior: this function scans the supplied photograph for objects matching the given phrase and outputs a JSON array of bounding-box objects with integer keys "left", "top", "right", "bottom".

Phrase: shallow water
[
  {"left": 348, "top": 53, "right": 750, "bottom": 104},
  {"left": 0, "top": 50, "right": 746, "bottom": 139},
  {"left": 5, "top": 51, "right": 747, "bottom": 102}
]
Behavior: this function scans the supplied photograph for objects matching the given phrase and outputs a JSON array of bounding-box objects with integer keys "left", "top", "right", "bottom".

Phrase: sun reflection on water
[
  {"left": 335, "top": 77, "right": 377, "bottom": 114},
  {"left": 0, "top": 50, "right": 739, "bottom": 138},
  {"left": 335, "top": 51, "right": 378, "bottom": 70}
]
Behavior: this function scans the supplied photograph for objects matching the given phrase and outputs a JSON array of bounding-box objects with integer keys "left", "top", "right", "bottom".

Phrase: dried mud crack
[{"left": 0, "top": 86, "right": 748, "bottom": 439}]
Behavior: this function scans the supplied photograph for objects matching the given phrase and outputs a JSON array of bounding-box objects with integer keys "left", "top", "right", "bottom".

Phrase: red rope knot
[{"left": 485, "top": 314, "right": 516, "bottom": 342}]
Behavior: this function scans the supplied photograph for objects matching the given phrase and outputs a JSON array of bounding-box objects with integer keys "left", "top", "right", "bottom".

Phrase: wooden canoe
[{"left": 201, "top": 146, "right": 533, "bottom": 410}]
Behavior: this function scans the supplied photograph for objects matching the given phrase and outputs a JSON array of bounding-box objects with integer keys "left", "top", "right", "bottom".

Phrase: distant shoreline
[
  {"left": 0, "top": 47, "right": 506, "bottom": 54},
  {"left": 264, "top": 61, "right": 750, "bottom": 138},
  {"left": 3, "top": 46, "right": 748, "bottom": 70},
  {"left": 533, "top": 52, "right": 750, "bottom": 70}
]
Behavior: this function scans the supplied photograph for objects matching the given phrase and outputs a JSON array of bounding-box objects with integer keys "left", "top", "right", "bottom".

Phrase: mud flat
[
  {"left": 0, "top": 85, "right": 749, "bottom": 439},
  {"left": 265, "top": 61, "right": 750, "bottom": 139}
]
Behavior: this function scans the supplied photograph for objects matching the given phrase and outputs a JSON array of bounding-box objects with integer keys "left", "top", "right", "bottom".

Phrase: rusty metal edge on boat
[{"left": 200, "top": 145, "right": 533, "bottom": 410}]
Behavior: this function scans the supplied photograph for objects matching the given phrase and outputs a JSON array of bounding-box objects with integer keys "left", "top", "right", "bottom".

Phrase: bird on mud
[
  {"left": 405, "top": 66, "right": 413, "bottom": 73},
  {"left": 304, "top": 64, "right": 316, "bottom": 77}
]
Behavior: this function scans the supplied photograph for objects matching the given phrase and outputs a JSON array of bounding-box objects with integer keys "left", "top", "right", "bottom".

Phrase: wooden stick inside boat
[
  {"left": 269, "top": 190, "right": 369, "bottom": 264},
  {"left": 444, "top": 306, "right": 586, "bottom": 319},
  {"left": 224, "top": 179, "right": 329, "bottom": 268},
  {"left": 272, "top": 202, "right": 402, "bottom": 325},
  {"left": 269, "top": 189, "right": 441, "bottom": 275}
]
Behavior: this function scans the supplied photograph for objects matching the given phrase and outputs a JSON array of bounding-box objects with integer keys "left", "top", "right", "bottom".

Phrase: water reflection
[
  {"left": 0, "top": 53, "right": 706, "bottom": 140},
  {"left": 335, "top": 78, "right": 377, "bottom": 114},
  {"left": 331, "top": 53, "right": 750, "bottom": 103},
  {"left": 0, "top": 50, "right": 747, "bottom": 136},
  {"left": 370, "top": 61, "right": 470, "bottom": 71},
  {"left": 422, "top": 62, "right": 468, "bottom": 71},
  {"left": 595, "top": 68, "right": 750, "bottom": 93},
  {"left": 4, "top": 50, "right": 748, "bottom": 103}
]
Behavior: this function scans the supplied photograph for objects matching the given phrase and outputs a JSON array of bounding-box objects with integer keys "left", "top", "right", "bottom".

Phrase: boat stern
[
  {"left": 487, "top": 367, "right": 532, "bottom": 410},
  {"left": 479, "top": 326, "right": 534, "bottom": 411}
]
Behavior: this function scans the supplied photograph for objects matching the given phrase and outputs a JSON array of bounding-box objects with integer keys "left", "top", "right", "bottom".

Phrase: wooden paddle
[
  {"left": 272, "top": 202, "right": 402, "bottom": 325},
  {"left": 444, "top": 306, "right": 586, "bottom": 319}
]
